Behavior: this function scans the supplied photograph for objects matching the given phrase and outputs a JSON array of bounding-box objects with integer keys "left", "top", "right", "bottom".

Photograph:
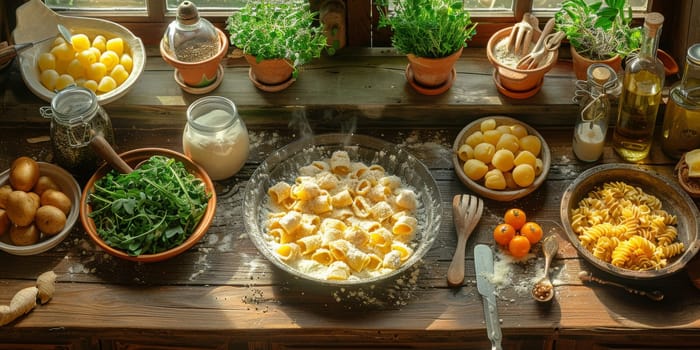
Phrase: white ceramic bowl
[
  {"left": 0, "top": 162, "right": 81, "bottom": 255},
  {"left": 13, "top": 0, "right": 145, "bottom": 105},
  {"left": 243, "top": 134, "right": 443, "bottom": 286},
  {"left": 452, "top": 116, "right": 551, "bottom": 201}
]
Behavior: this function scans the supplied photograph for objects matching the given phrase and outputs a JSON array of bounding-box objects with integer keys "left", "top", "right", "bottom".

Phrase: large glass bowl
[
  {"left": 243, "top": 134, "right": 443, "bottom": 285},
  {"left": 560, "top": 163, "right": 700, "bottom": 279}
]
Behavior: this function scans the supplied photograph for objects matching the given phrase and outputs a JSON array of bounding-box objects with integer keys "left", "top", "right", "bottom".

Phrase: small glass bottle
[
  {"left": 661, "top": 43, "right": 700, "bottom": 159},
  {"left": 182, "top": 96, "right": 250, "bottom": 180},
  {"left": 162, "top": 1, "right": 220, "bottom": 62},
  {"left": 573, "top": 64, "right": 618, "bottom": 162},
  {"left": 40, "top": 86, "right": 115, "bottom": 175},
  {"left": 612, "top": 12, "right": 665, "bottom": 162}
]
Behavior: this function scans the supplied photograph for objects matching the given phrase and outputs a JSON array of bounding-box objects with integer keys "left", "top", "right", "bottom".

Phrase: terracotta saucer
[
  {"left": 248, "top": 68, "right": 295, "bottom": 92},
  {"left": 174, "top": 64, "right": 224, "bottom": 94},
  {"left": 492, "top": 70, "right": 542, "bottom": 99},
  {"left": 405, "top": 64, "right": 456, "bottom": 96}
]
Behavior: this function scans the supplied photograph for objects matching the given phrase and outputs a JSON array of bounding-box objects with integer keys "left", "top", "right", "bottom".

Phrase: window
[{"left": 34, "top": 0, "right": 658, "bottom": 48}]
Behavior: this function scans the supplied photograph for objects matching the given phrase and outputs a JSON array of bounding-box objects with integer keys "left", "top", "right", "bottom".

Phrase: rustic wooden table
[{"left": 0, "top": 48, "right": 698, "bottom": 350}]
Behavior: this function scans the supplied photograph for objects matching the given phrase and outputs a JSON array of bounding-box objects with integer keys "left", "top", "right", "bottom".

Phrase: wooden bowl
[
  {"left": 452, "top": 116, "right": 551, "bottom": 201},
  {"left": 13, "top": 0, "right": 145, "bottom": 105},
  {"left": 80, "top": 148, "right": 216, "bottom": 263},
  {"left": 0, "top": 162, "right": 81, "bottom": 255},
  {"left": 560, "top": 163, "right": 700, "bottom": 279}
]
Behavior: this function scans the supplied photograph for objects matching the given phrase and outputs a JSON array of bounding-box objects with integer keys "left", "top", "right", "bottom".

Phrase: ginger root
[{"left": 0, "top": 270, "right": 57, "bottom": 327}]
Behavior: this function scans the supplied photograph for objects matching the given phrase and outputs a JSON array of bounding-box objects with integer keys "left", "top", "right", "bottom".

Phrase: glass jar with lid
[
  {"left": 661, "top": 43, "right": 700, "bottom": 159},
  {"left": 572, "top": 63, "right": 619, "bottom": 162},
  {"left": 182, "top": 96, "right": 249, "bottom": 180},
  {"left": 40, "top": 86, "right": 115, "bottom": 175},
  {"left": 162, "top": 1, "right": 220, "bottom": 63}
]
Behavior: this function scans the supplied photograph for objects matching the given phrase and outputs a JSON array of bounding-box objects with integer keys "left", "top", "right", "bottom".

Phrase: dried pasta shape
[
  {"left": 392, "top": 215, "right": 418, "bottom": 238},
  {"left": 327, "top": 261, "right": 351, "bottom": 280},
  {"left": 321, "top": 218, "right": 347, "bottom": 233},
  {"left": 383, "top": 250, "right": 402, "bottom": 270},
  {"left": 279, "top": 211, "right": 302, "bottom": 234},
  {"left": 276, "top": 243, "right": 301, "bottom": 262},
  {"left": 366, "top": 254, "right": 383, "bottom": 270},
  {"left": 369, "top": 228, "right": 393, "bottom": 254},
  {"left": 330, "top": 150, "right": 351, "bottom": 175},
  {"left": 354, "top": 179, "right": 372, "bottom": 196},
  {"left": 315, "top": 172, "right": 339, "bottom": 190},
  {"left": 395, "top": 189, "right": 417, "bottom": 210},
  {"left": 268, "top": 182, "right": 291, "bottom": 205},
  {"left": 352, "top": 196, "right": 371, "bottom": 218},
  {"left": 344, "top": 225, "right": 369, "bottom": 248},
  {"left": 350, "top": 162, "right": 369, "bottom": 178},
  {"left": 291, "top": 181, "right": 322, "bottom": 201},
  {"left": 391, "top": 241, "right": 414, "bottom": 262},
  {"left": 329, "top": 239, "right": 352, "bottom": 260},
  {"left": 346, "top": 247, "right": 371, "bottom": 272},
  {"left": 331, "top": 189, "right": 353, "bottom": 208},
  {"left": 311, "top": 248, "right": 334, "bottom": 265},
  {"left": 297, "top": 235, "right": 323, "bottom": 255},
  {"left": 379, "top": 175, "right": 402, "bottom": 190},
  {"left": 369, "top": 201, "right": 394, "bottom": 222}
]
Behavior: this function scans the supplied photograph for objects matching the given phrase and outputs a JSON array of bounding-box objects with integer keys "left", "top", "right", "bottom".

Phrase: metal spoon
[
  {"left": 532, "top": 235, "right": 558, "bottom": 302},
  {"left": 57, "top": 23, "right": 72, "bottom": 43},
  {"left": 578, "top": 270, "right": 665, "bottom": 301}
]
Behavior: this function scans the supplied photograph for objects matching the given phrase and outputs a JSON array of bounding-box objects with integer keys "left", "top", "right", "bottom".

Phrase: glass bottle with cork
[
  {"left": 612, "top": 12, "right": 665, "bottom": 162},
  {"left": 661, "top": 43, "right": 700, "bottom": 159},
  {"left": 572, "top": 63, "right": 619, "bottom": 162}
]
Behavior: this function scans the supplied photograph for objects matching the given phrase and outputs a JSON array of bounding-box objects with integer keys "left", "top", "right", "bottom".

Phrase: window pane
[
  {"left": 464, "top": 0, "right": 514, "bottom": 11},
  {"left": 166, "top": 0, "right": 245, "bottom": 10},
  {"left": 45, "top": 0, "right": 146, "bottom": 10},
  {"left": 532, "top": 0, "right": 649, "bottom": 11}
]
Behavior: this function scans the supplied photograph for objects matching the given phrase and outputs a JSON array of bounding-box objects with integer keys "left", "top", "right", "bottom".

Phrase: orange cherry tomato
[
  {"left": 503, "top": 208, "right": 527, "bottom": 230},
  {"left": 521, "top": 221, "right": 543, "bottom": 244},
  {"left": 508, "top": 235, "right": 531, "bottom": 258},
  {"left": 493, "top": 223, "right": 516, "bottom": 246}
]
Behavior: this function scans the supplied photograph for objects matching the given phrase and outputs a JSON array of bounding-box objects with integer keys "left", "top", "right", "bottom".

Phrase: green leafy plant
[
  {"left": 376, "top": 0, "right": 477, "bottom": 58},
  {"left": 226, "top": 0, "right": 329, "bottom": 76},
  {"left": 555, "top": 0, "right": 642, "bottom": 60},
  {"left": 88, "top": 155, "right": 210, "bottom": 256}
]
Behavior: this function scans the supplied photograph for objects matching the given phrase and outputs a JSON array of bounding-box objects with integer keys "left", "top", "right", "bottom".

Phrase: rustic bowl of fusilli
[{"left": 560, "top": 163, "right": 700, "bottom": 280}]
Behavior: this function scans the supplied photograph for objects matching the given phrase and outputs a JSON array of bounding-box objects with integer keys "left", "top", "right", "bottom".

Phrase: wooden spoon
[
  {"left": 447, "top": 194, "right": 483, "bottom": 287},
  {"left": 89, "top": 134, "right": 134, "bottom": 174}
]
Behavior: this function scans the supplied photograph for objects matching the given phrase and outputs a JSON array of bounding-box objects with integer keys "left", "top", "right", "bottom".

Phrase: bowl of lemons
[{"left": 13, "top": 0, "right": 145, "bottom": 104}]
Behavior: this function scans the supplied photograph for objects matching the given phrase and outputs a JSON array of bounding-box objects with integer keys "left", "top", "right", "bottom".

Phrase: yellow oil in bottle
[
  {"left": 612, "top": 70, "right": 663, "bottom": 161},
  {"left": 661, "top": 88, "right": 700, "bottom": 159}
]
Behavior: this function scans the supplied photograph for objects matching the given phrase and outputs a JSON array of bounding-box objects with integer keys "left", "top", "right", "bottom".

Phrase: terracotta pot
[
  {"left": 406, "top": 48, "right": 462, "bottom": 90},
  {"left": 570, "top": 46, "right": 622, "bottom": 81},
  {"left": 486, "top": 27, "right": 558, "bottom": 93},
  {"left": 245, "top": 54, "right": 294, "bottom": 86},
  {"left": 160, "top": 27, "right": 229, "bottom": 88}
]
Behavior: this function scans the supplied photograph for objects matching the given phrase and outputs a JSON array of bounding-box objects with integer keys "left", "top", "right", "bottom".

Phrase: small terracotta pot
[
  {"left": 160, "top": 27, "right": 229, "bottom": 88},
  {"left": 570, "top": 46, "right": 622, "bottom": 81},
  {"left": 406, "top": 48, "right": 462, "bottom": 89},
  {"left": 245, "top": 55, "right": 294, "bottom": 86},
  {"left": 486, "top": 27, "right": 558, "bottom": 93}
]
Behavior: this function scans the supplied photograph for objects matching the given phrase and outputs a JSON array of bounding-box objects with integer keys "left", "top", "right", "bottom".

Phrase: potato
[
  {"left": 0, "top": 185, "right": 11, "bottom": 209},
  {"left": 6, "top": 191, "right": 38, "bottom": 226},
  {"left": 0, "top": 209, "right": 9, "bottom": 236},
  {"left": 33, "top": 176, "right": 60, "bottom": 195},
  {"left": 9, "top": 157, "right": 40, "bottom": 192},
  {"left": 10, "top": 224, "right": 40, "bottom": 246},
  {"left": 40, "top": 189, "right": 72, "bottom": 215},
  {"left": 35, "top": 205, "right": 66, "bottom": 235},
  {"left": 27, "top": 192, "right": 40, "bottom": 211}
]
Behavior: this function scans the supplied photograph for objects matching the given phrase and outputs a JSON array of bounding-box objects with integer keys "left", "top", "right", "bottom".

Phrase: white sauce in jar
[{"left": 182, "top": 97, "right": 249, "bottom": 180}]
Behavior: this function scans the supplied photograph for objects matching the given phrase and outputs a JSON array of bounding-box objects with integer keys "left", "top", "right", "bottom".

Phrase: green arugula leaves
[{"left": 88, "top": 155, "right": 210, "bottom": 256}]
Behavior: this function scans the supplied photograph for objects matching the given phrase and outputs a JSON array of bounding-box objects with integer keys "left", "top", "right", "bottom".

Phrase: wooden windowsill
[{"left": 0, "top": 47, "right": 581, "bottom": 129}]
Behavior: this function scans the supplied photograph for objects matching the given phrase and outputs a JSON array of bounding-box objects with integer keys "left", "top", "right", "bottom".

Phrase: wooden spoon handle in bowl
[{"left": 89, "top": 134, "right": 134, "bottom": 174}]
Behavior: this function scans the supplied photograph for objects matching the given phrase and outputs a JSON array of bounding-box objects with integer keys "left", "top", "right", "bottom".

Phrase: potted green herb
[
  {"left": 226, "top": 0, "right": 328, "bottom": 91},
  {"left": 377, "top": 0, "right": 477, "bottom": 95},
  {"left": 555, "top": 0, "right": 642, "bottom": 79}
]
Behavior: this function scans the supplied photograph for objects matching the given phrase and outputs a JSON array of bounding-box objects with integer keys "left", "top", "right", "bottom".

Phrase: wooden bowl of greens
[{"left": 80, "top": 148, "right": 216, "bottom": 263}]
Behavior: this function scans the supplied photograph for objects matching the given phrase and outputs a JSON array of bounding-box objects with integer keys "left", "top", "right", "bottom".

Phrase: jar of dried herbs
[{"left": 40, "top": 86, "right": 115, "bottom": 175}]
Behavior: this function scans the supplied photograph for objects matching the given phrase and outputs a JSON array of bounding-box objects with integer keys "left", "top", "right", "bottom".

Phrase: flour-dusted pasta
[
  {"left": 570, "top": 181, "right": 685, "bottom": 270},
  {"left": 264, "top": 150, "right": 422, "bottom": 281}
]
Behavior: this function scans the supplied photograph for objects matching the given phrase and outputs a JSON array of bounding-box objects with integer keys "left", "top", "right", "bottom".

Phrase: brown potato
[
  {"left": 27, "top": 192, "right": 40, "bottom": 210},
  {"left": 35, "top": 205, "right": 66, "bottom": 235},
  {"left": 33, "top": 176, "right": 60, "bottom": 195},
  {"left": 6, "top": 191, "right": 37, "bottom": 227},
  {"left": 40, "top": 189, "right": 72, "bottom": 215},
  {"left": 0, "top": 209, "right": 9, "bottom": 236},
  {"left": 0, "top": 185, "right": 11, "bottom": 209},
  {"left": 9, "top": 157, "right": 40, "bottom": 192},
  {"left": 10, "top": 224, "right": 40, "bottom": 246}
]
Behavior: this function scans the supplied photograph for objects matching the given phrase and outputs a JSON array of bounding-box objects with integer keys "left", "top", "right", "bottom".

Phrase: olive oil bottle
[{"left": 612, "top": 12, "right": 665, "bottom": 162}]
